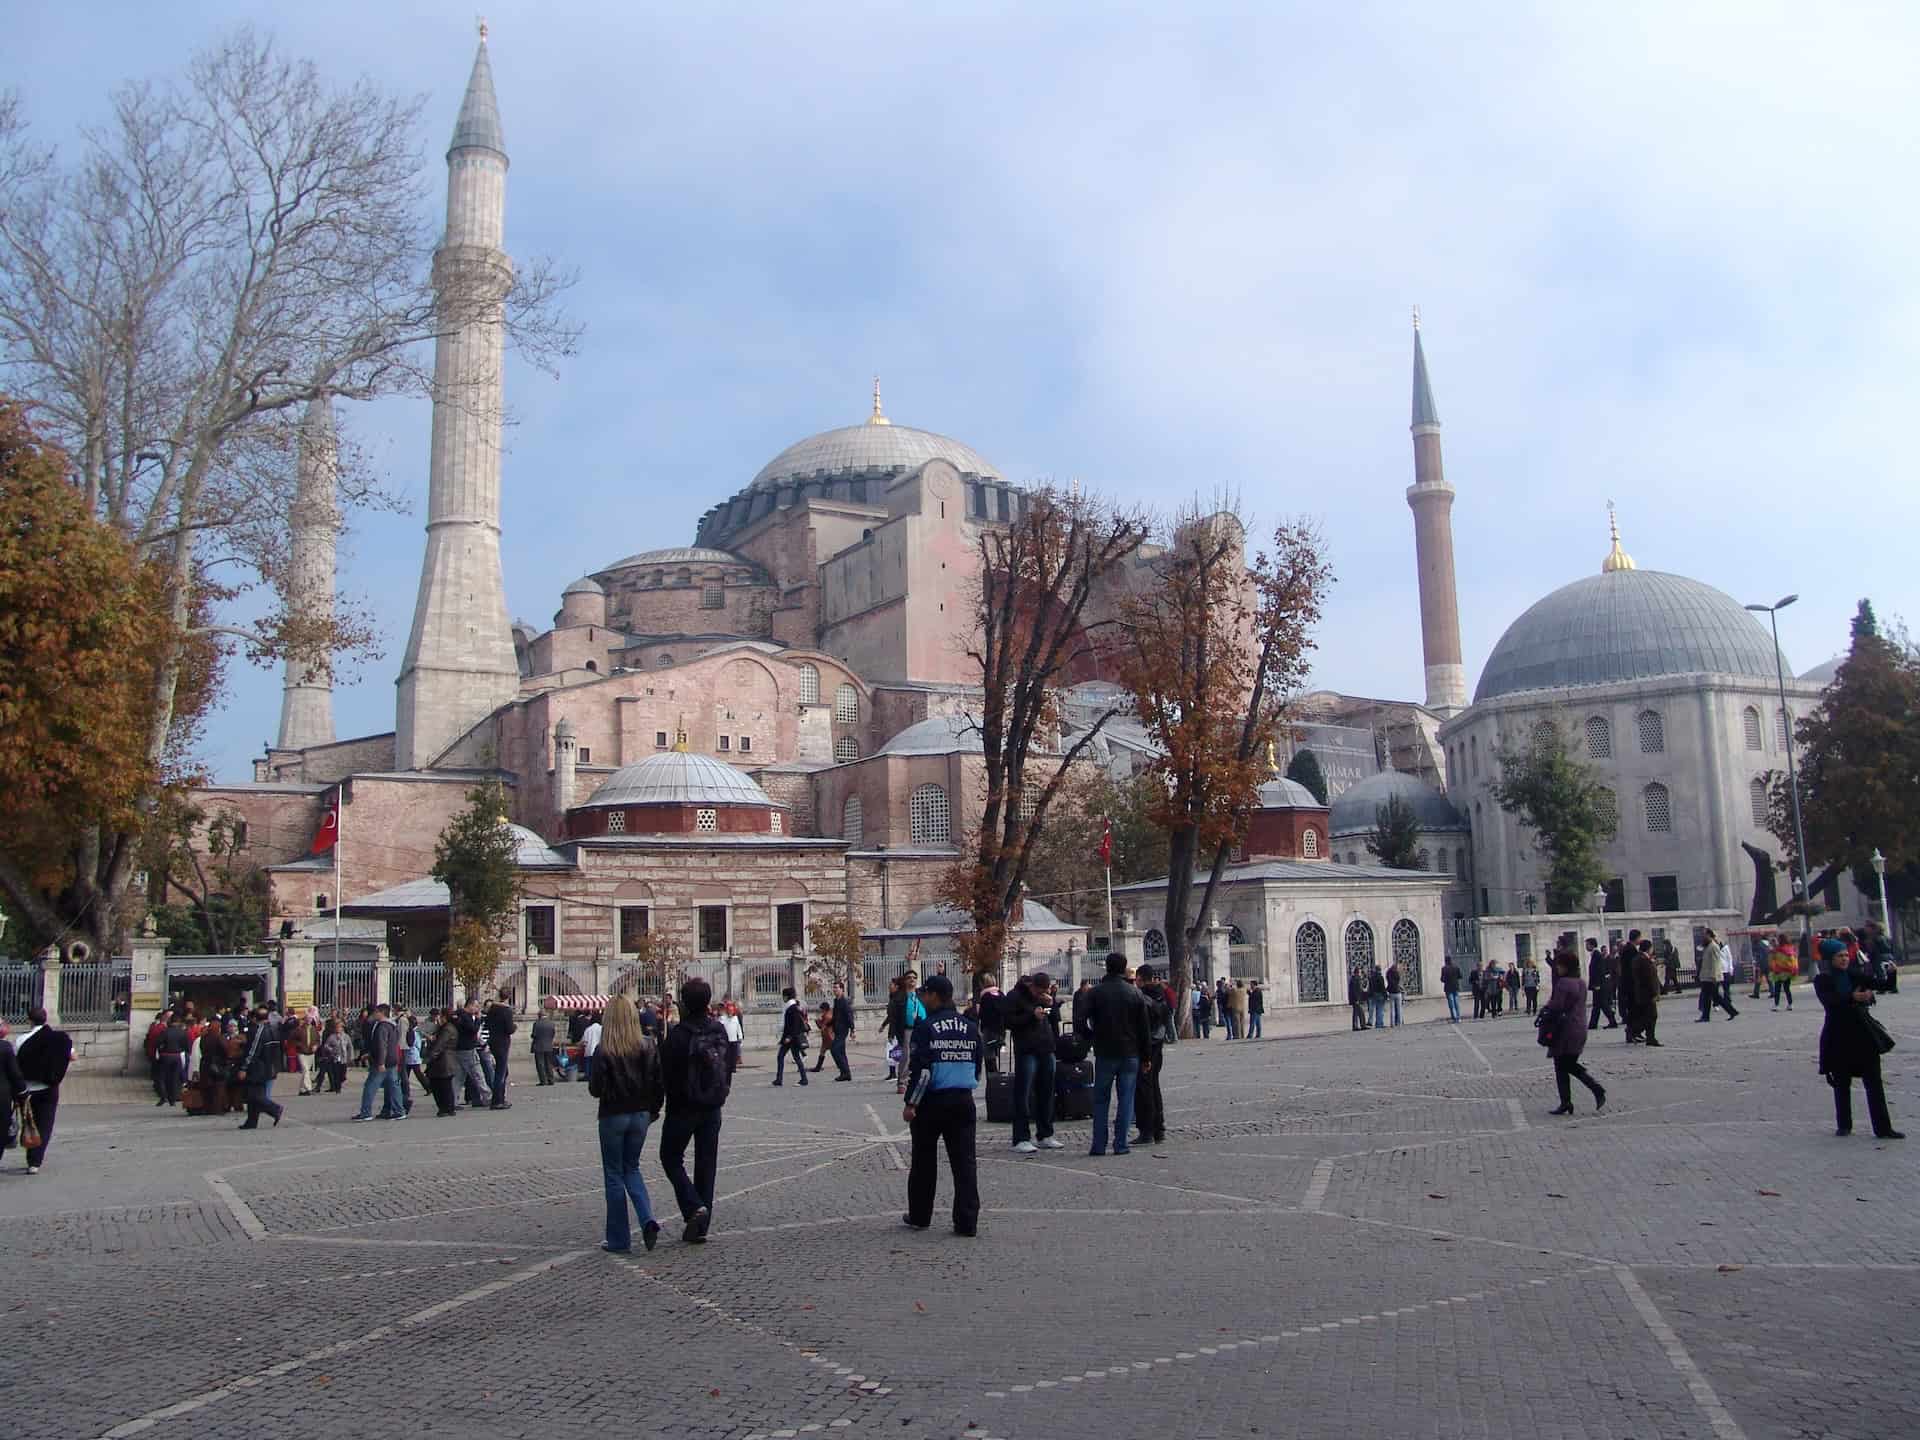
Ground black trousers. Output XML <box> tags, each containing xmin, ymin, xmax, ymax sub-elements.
<box><xmin>1589</xmin><ymin>991</ymin><xmax>1617</xmax><ymax>1028</ymax></box>
<box><xmin>1134</xmin><ymin>1045</ymin><xmax>1165</xmax><ymax>1141</ymax></box>
<box><xmin>1831</xmin><ymin>1063</ymin><xmax>1896</xmax><ymax>1136</ymax></box>
<box><xmin>907</xmin><ymin>1092</ymin><xmax>979</xmax><ymax>1234</ymax></box>
<box><xmin>489</xmin><ymin>1042</ymin><xmax>511</xmax><ymax>1101</ymax></box>
<box><xmin>243</xmin><ymin>1080</ymin><xmax>282</xmax><ymax>1125</ymax></box>
<box><xmin>661</xmin><ymin>1106</ymin><xmax>723</xmax><ymax>1221</ymax></box>
<box><xmin>1553</xmin><ymin>1054</ymin><xmax>1604</xmax><ymax>1108</ymax></box>
<box><xmin>533</xmin><ymin>1049</ymin><xmax>556</xmax><ymax>1085</ymax></box>
<box><xmin>1351</xmin><ymin>1002</ymin><xmax>1368</xmax><ymax>1030</ymax></box>
<box><xmin>775</xmin><ymin>1040</ymin><xmax>808</xmax><ymax>1083</ymax></box>
<box><xmin>428</xmin><ymin>1074</ymin><xmax>457</xmax><ymax>1115</ymax></box>
<box><xmin>25</xmin><ymin>1090</ymin><xmax>57</xmax><ymax>1166</ymax></box>
<box><xmin>157</xmin><ymin>1056</ymin><xmax>183</xmax><ymax>1104</ymax></box>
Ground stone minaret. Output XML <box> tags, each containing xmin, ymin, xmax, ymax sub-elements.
<box><xmin>395</xmin><ymin>28</ymin><xmax>521</xmax><ymax>770</ymax></box>
<box><xmin>277</xmin><ymin>397</ymin><xmax>339</xmax><ymax>751</ymax></box>
<box><xmin>1405</xmin><ymin>311</ymin><xmax>1467</xmax><ymax>714</ymax></box>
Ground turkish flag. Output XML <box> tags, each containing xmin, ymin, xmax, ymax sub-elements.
<box><xmin>310</xmin><ymin>800</ymin><xmax>339</xmax><ymax>855</ymax></box>
<box><xmin>1098</xmin><ymin>818</ymin><xmax>1112</xmax><ymax>868</ymax></box>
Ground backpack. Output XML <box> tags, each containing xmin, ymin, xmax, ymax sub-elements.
<box><xmin>684</xmin><ymin>1022</ymin><xmax>734</xmax><ymax>1109</ymax></box>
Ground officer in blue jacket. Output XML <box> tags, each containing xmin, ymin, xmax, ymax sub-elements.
<box><xmin>901</xmin><ymin>973</ymin><xmax>982</xmax><ymax>1236</ymax></box>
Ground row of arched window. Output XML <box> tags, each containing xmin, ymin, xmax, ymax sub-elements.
<box><xmin>1131</xmin><ymin>918</ymin><xmax>1423</xmax><ymax>1004</ymax></box>
<box><xmin>1337</xmin><ymin>847</ymin><xmax>1470</xmax><ymax>877</ymax></box>
<box><xmin>839</xmin><ymin>784</ymin><xmax>953</xmax><ymax>845</ymax></box>
<box><xmin>1454</xmin><ymin>703</ymin><xmax>1795</xmax><ymax>786</ymax></box>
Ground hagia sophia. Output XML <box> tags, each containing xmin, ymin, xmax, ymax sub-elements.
<box><xmin>188</xmin><ymin>34</ymin><xmax>1858</xmax><ymax>1016</ymax></box>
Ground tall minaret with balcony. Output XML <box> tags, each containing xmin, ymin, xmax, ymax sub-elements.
<box><xmin>276</xmin><ymin>397</ymin><xmax>339</xmax><ymax>750</ymax></box>
<box><xmin>1406</xmin><ymin>311</ymin><xmax>1467</xmax><ymax>714</ymax></box>
<box><xmin>395</xmin><ymin>25</ymin><xmax>521</xmax><ymax>768</ymax></box>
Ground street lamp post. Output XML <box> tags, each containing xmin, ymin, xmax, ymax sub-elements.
<box><xmin>1872</xmin><ymin>849</ymin><xmax>1893</xmax><ymax>938</ymax></box>
<box><xmin>1745</xmin><ymin>595</ymin><xmax>1811</xmax><ymax>946</ymax></box>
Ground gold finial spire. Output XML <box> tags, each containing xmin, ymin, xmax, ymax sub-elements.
<box><xmin>1601</xmin><ymin>500</ymin><xmax>1636</xmax><ymax>573</ymax></box>
<box><xmin>867</xmin><ymin>375</ymin><xmax>890</xmax><ymax>427</ymax></box>
<box><xmin>672</xmin><ymin>716</ymin><xmax>689</xmax><ymax>752</ymax></box>
<box><xmin>1266</xmin><ymin>738</ymin><xmax>1281</xmax><ymax>776</ymax></box>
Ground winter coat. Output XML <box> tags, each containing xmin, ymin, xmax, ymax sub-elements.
<box><xmin>1815</xmin><ymin>968</ymin><xmax>1882</xmax><ymax>1079</ymax></box>
<box><xmin>1627</xmin><ymin>953</ymin><xmax>1659</xmax><ymax>1022</ymax></box>
<box><xmin>424</xmin><ymin>1020</ymin><xmax>461</xmax><ymax>1080</ymax></box>
<box><xmin>1541</xmin><ymin>976</ymin><xmax>1590</xmax><ymax>1060</ymax></box>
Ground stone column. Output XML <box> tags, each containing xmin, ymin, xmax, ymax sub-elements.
<box><xmin>279</xmin><ymin>939</ymin><xmax>319</xmax><ymax>1015</ymax></box>
<box><xmin>125</xmin><ymin>932</ymin><xmax>169</xmax><ymax>1076</ymax></box>
<box><xmin>1115</xmin><ymin>911</ymin><xmax>1144</xmax><ymax>969</ymax></box>
<box><xmin>38</xmin><ymin>946</ymin><xmax>61</xmax><ymax>1027</ymax></box>
<box><xmin>523</xmin><ymin>959</ymin><xmax>541</xmax><ymax>1014</ymax></box>
<box><xmin>374</xmin><ymin>949</ymin><xmax>392</xmax><ymax>1007</ymax></box>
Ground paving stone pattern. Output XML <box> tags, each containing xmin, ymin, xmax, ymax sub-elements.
<box><xmin>0</xmin><ymin>1003</ymin><xmax>1915</xmax><ymax>1439</ymax></box>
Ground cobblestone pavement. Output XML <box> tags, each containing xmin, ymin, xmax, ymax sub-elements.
<box><xmin>2</xmin><ymin>1002</ymin><xmax>1916</xmax><ymax>1439</ymax></box>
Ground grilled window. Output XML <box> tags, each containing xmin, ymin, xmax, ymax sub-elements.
<box><xmin>1750</xmin><ymin>777</ymin><xmax>1769</xmax><ymax>826</ymax></box>
<box><xmin>605</xmin><ymin>811</ymin><xmax>626</xmax><ymax>834</ymax></box>
<box><xmin>797</xmin><ymin>664</ymin><xmax>819</xmax><ymax>705</ymax></box>
<box><xmin>834</xmin><ymin>683</ymin><xmax>859</xmax><ymax>724</ymax></box>
<box><xmin>1637</xmin><ymin>709</ymin><xmax>1665</xmax><ymax>754</ymax></box>
<box><xmin>841</xmin><ymin>794</ymin><xmax>864</xmax><ymax>845</ymax></box>
<box><xmin>910</xmin><ymin>784</ymin><xmax>950</xmax><ymax>845</ymax></box>
<box><xmin>1743</xmin><ymin>706</ymin><xmax>1763</xmax><ymax>750</ymax></box>
<box><xmin>618</xmin><ymin>906</ymin><xmax>649</xmax><ymax>953</ymax></box>
<box><xmin>696</xmin><ymin>808</ymin><xmax>717</xmax><ymax>834</ymax></box>
<box><xmin>1643</xmin><ymin>782</ymin><xmax>1672</xmax><ymax>833</ymax></box>
<box><xmin>1585</xmin><ymin>716</ymin><xmax>1611</xmax><ymax>759</ymax></box>
<box><xmin>834</xmin><ymin>735</ymin><xmax>859</xmax><ymax>763</ymax></box>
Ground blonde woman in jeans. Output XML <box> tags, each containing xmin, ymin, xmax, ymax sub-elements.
<box><xmin>590</xmin><ymin>995</ymin><xmax>664</xmax><ymax>1253</ymax></box>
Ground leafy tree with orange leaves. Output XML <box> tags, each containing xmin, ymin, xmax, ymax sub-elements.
<box><xmin>1113</xmin><ymin>509</ymin><xmax>1331</xmax><ymax>1023</ymax></box>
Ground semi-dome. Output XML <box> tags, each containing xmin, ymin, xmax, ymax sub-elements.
<box><xmin>1330</xmin><ymin>769</ymin><xmax>1467</xmax><ymax>837</ymax></box>
<box><xmin>561</xmin><ymin>575</ymin><xmax>604</xmax><ymax>596</ymax></box>
<box><xmin>750</xmin><ymin>423</ymin><xmax>1001</xmax><ymax>492</ymax></box>
<box><xmin>1257</xmin><ymin>776</ymin><xmax>1323</xmax><ymax>810</ymax></box>
<box><xmin>1475</xmin><ymin>569</ymin><xmax>1788</xmax><ymax>703</ymax></box>
<box><xmin>893</xmin><ymin>899</ymin><xmax>1077</xmax><ymax>934</ymax></box>
<box><xmin>878</xmin><ymin>712</ymin><xmax>984</xmax><ymax>757</ymax></box>
<box><xmin>599</xmin><ymin>545</ymin><xmax>746</xmax><ymax>573</ymax></box>
<box><xmin>1799</xmin><ymin>656</ymin><xmax>1843</xmax><ymax>687</ymax></box>
<box><xmin>582</xmin><ymin>751</ymin><xmax>773</xmax><ymax>809</ymax></box>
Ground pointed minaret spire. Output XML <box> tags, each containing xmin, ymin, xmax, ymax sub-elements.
<box><xmin>395</xmin><ymin>30</ymin><xmax>521</xmax><ymax>769</ymax></box>
<box><xmin>1601</xmin><ymin>500</ymin><xmax>1636</xmax><ymax>573</ymax></box>
<box><xmin>277</xmin><ymin>397</ymin><xmax>339</xmax><ymax>751</ymax></box>
<box><xmin>1404</xmin><ymin>312</ymin><xmax>1467</xmax><ymax>714</ymax></box>
<box><xmin>867</xmin><ymin>374</ymin><xmax>890</xmax><ymax>426</ymax></box>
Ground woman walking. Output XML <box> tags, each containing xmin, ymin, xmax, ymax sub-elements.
<box><xmin>317</xmin><ymin>1017</ymin><xmax>352</xmax><ymax>1093</ymax></box>
<box><xmin>1769</xmin><ymin>934</ymin><xmax>1798</xmax><ymax>1009</ymax></box>
<box><xmin>589</xmin><ymin>995</ymin><xmax>664</xmax><ymax>1253</ymax></box>
<box><xmin>1814</xmin><ymin>937</ymin><xmax>1902</xmax><ymax>1139</ymax></box>
<box><xmin>198</xmin><ymin>1020</ymin><xmax>232</xmax><ymax>1116</ymax></box>
<box><xmin>811</xmin><ymin>1001</ymin><xmax>835</xmax><ymax>1075</ymax></box>
<box><xmin>423</xmin><ymin>1007</ymin><xmax>461</xmax><ymax>1118</ymax></box>
<box><xmin>1540</xmin><ymin>949</ymin><xmax>1606</xmax><ymax>1116</ymax></box>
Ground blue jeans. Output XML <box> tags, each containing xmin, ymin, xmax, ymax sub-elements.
<box><xmin>1446</xmin><ymin>991</ymin><xmax>1460</xmax><ymax>1022</ymax></box>
<box><xmin>1389</xmin><ymin>994</ymin><xmax>1403</xmax><ymax>1026</ymax></box>
<box><xmin>597</xmin><ymin>1110</ymin><xmax>656</xmax><ymax>1250</ymax></box>
<box><xmin>1369</xmin><ymin>995</ymin><xmax>1386</xmax><ymax>1028</ymax></box>
<box><xmin>1012</xmin><ymin>1048</ymin><xmax>1055</xmax><ymax>1144</ymax></box>
<box><xmin>1091</xmin><ymin>1056</ymin><xmax>1139</xmax><ymax>1154</ymax></box>
<box><xmin>356</xmin><ymin>1066</ymin><xmax>390</xmax><ymax>1118</ymax></box>
<box><xmin>1247</xmin><ymin>1012</ymin><xmax>1262</xmax><ymax>1038</ymax></box>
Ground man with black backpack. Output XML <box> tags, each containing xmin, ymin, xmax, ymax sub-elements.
<box><xmin>659</xmin><ymin>977</ymin><xmax>733</xmax><ymax>1245</ymax></box>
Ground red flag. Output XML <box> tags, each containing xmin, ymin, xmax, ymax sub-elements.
<box><xmin>310</xmin><ymin>799</ymin><xmax>339</xmax><ymax>855</ymax></box>
<box><xmin>1098</xmin><ymin>818</ymin><xmax>1112</xmax><ymax>868</ymax></box>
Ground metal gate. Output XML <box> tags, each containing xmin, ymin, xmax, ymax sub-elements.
<box><xmin>391</xmin><ymin>961</ymin><xmax>449</xmax><ymax>1015</ymax></box>
<box><xmin>315</xmin><ymin>958</ymin><xmax>375</xmax><ymax>1015</ymax></box>
<box><xmin>0</xmin><ymin>962</ymin><xmax>36</xmax><ymax>1023</ymax></box>
<box><xmin>59</xmin><ymin>959</ymin><xmax>125</xmax><ymax>1024</ymax></box>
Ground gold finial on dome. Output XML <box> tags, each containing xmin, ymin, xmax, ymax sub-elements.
<box><xmin>1601</xmin><ymin>500</ymin><xmax>1636</xmax><ymax>573</ymax></box>
<box><xmin>1266</xmin><ymin>738</ymin><xmax>1281</xmax><ymax>776</ymax></box>
<box><xmin>867</xmin><ymin>375</ymin><xmax>891</xmax><ymax>427</ymax></box>
<box><xmin>673</xmin><ymin>716</ymin><xmax>689</xmax><ymax>752</ymax></box>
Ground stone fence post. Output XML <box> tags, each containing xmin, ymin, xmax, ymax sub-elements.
<box><xmin>125</xmin><ymin>931</ymin><xmax>169</xmax><ymax>1075</ymax></box>
<box><xmin>37</xmin><ymin>946</ymin><xmax>61</xmax><ymax>1027</ymax></box>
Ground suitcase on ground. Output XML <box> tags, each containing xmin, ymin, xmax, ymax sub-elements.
<box><xmin>984</xmin><ymin>1070</ymin><xmax>1015</xmax><ymax>1124</ymax></box>
<box><xmin>1054</xmin><ymin>1059</ymin><xmax>1093</xmax><ymax>1122</ymax></box>
<box><xmin>1054</xmin><ymin>1031</ymin><xmax>1088</xmax><ymax>1063</ymax></box>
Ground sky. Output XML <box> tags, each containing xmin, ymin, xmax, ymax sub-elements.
<box><xmin>12</xmin><ymin>2</ymin><xmax>1920</xmax><ymax>779</ymax></box>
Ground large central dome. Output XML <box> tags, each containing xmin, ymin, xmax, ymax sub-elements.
<box><xmin>749</xmin><ymin>421</ymin><xmax>1001</xmax><ymax>492</ymax></box>
<box><xmin>1475</xmin><ymin>569</ymin><xmax>1787</xmax><ymax>703</ymax></box>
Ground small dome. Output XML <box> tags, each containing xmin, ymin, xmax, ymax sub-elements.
<box><xmin>1257</xmin><ymin>776</ymin><xmax>1323</xmax><ymax>810</ymax></box>
<box><xmin>1475</xmin><ymin>569</ymin><xmax>1787</xmax><ymax>703</ymax></box>
<box><xmin>562</xmin><ymin>575</ymin><xmax>604</xmax><ymax>596</ymax></box>
<box><xmin>1799</xmin><ymin>656</ymin><xmax>1843</xmax><ymax>686</ymax></box>
<box><xmin>582</xmin><ymin>751</ymin><xmax>773</xmax><ymax>808</ymax></box>
<box><xmin>750</xmin><ymin>423</ymin><xmax>1001</xmax><ymax>493</ymax></box>
<box><xmin>878</xmin><ymin>713</ymin><xmax>983</xmax><ymax>757</ymax></box>
<box><xmin>1330</xmin><ymin>770</ymin><xmax>1467</xmax><ymax>837</ymax></box>
<box><xmin>897</xmin><ymin>899</ymin><xmax>1076</xmax><ymax>933</ymax></box>
<box><xmin>598</xmin><ymin>545</ymin><xmax>746</xmax><ymax>573</ymax></box>
<box><xmin>506</xmin><ymin>823</ymin><xmax>570</xmax><ymax>869</ymax></box>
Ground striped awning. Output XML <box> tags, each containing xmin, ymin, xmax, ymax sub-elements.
<box><xmin>545</xmin><ymin>994</ymin><xmax>608</xmax><ymax>1010</ymax></box>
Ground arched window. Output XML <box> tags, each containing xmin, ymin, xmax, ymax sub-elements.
<box><xmin>675</xmin><ymin>567</ymin><xmax>692</xmax><ymax>586</ymax></box>
<box><xmin>833</xmin><ymin>735</ymin><xmax>859</xmax><ymax>763</ymax></box>
<box><xmin>1470</xmin><ymin>735</ymin><xmax>1479</xmax><ymax>776</ymax></box>
<box><xmin>1227</xmin><ymin>923</ymin><xmax>1248</xmax><ymax>945</ymax></box>
<box><xmin>841</xmin><ymin>794</ymin><xmax>864</xmax><ymax>845</ymax></box>
<box><xmin>834</xmin><ymin>683</ymin><xmax>859</xmax><ymax>724</ymax></box>
<box><xmin>1637</xmin><ymin>709</ymin><xmax>1665</xmax><ymax>754</ymax></box>
<box><xmin>1301</xmin><ymin>828</ymin><xmax>1319</xmax><ymax>858</ymax></box>
<box><xmin>1143</xmin><ymin>928</ymin><xmax>1167</xmax><ymax>959</ymax></box>
<box><xmin>655</xmin><ymin>652</ymin><xmax>674</xmax><ymax>668</ymax></box>
<box><xmin>1344</xmin><ymin>919</ymin><xmax>1375</xmax><ymax>976</ymax></box>
<box><xmin>1437</xmin><ymin>848</ymin><xmax>1451</xmax><ymax>873</ymax></box>
<box><xmin>910</xmin><ymin>784</ymin><xmax>950</xmax><ymax>845</ymax></box>
<box><xmin>1749</xmin><ymin>777</ymin><xmax>1769</xmax><ymax>826</ymax></box>
<box><xmin>1595</xmin><ymin>788</ymin><xmax>1618</xmax><ymax>832</ymax></box>
<box><xmin>701</xmin><ymin>583</ymin><xmax>724</xmax><ymax>610</ymax></box>
<box><xmin>1392</xmin><ymin>918</ymin><xmax>1423</xmax><ymax>995</ymax></box>
<box><xmin>584</xmin><ymin>660</ymin><xmax>598</xmax><ymax>673</ymax></box>
<box><xmin>1295</xmin><ymin>922</ymin><xmax>1328</xmax><ymax>1002</ymax></box>
<box><xmin>1532</xmin><ymin>719</ymin><xmax>1558</xmax><ymax>751</ymax></box>
<box><xmin>1585</xmin><ymin>716</ymin><xmax>1612</xmax><ymax>759</ymax></box>
<box><xmin>1776</xmin><ymin>707</ymin><xmax>1791</xmax><ymax>749</ymax></box>
<box><xmin>1643</xmin><ymin>782</ymin><xmax>1672</xmax><ymax>833</ymax></box>
<box><xmin>1743</xmin><ymin>706</ymin><xmax>1763</xmax><ymax>751</ymax></box>
<box><xmin>1416</xmin><ymin>848</ymin><xmax>1431</xmax><ymax>870</ymax></box>
<box><xmin>797</xmin><ymin>664</ymin><xmax>820</xmax><ymax>706</ymax></box>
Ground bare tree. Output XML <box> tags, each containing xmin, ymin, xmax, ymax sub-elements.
<box><xmin>0</xmin><ymin>31</ymin><xmax>577</xmax><ymax>951</ymax></box>
<box><xmin>943</xmin><ymin>487</ymin><xmax>1147</xmax><ymax>982</ymax></box>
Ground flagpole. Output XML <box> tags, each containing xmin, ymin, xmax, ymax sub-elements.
<box><xmin>333</xmin><ymin>785</ymin><xmax>343</xmax><ymax>974</ymax></box>
<box><xmin>1105</xmin><ymin>863</ymin><xmax>1113</xmax><ymax>949</ymax></box>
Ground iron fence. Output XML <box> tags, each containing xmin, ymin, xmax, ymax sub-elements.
<box><xmin>0</xmin><ymin>962</ymin><xmax>36</xmax><ymax>1024</ymax></box>
<box><xmin>315</xmin><ymin>958</ymin><xmax>375</xmax><ymax>1016</ymax></box>
<box><xmin>391</xmin><ymin>961</ymin><xmax>448</xmax><ymax>1015</ymax></box>
<box><xmin>539</xmin><ymin>967</ymin><xmax>592</xmax><ymax>1002</ymax></box>
<box><xmin>739</xmin><ymin>958</ymin><xmax>792</xmax><ymax>1012</ymax></box>
<box><xmin>59</xmin><ymin>959</ymin><xmax>125</xmax><ymax>1024</ymax></box>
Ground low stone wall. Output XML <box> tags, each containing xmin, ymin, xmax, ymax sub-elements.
<box><xmin>65</xmin><ymin>1024</ymin><xmax>135</xmax><ymax>1074</ymax></box>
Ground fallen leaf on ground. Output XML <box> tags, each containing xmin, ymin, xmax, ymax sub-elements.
<box><xmin>1545</xmin><ymin>1192</ymin><xmax>1567</xmax><ymax>1199</ymax></box>
<box><xmin>914</xmin><ymin>1301</ymin><xmax>926</xmax><ymax>1312</ymax></box>
<box><xmin>1426</xmin><ymin>1192</ymin><xmax>1448</xmax><ymax>1200</ymax></box>
<box><xmin>1717</xmin><ymin>1264</ymin><xmax>1744</xmax><ymax>1273</ymax></box>
<box><xmin>1757</xmin><ymin>1189</ymin><xmax>1781</xmax><ymax>1197</ymax></box>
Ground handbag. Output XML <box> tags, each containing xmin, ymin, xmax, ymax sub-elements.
<box><xmin>1866</xmin><ymin>1013</ymin><xmax>1896</xmax><ymax>1055</ymax></box>
<box><xmin>16</xmin><ymin>1098</ymin><xmax>42</xmax><ymax>1151</ymax></box>
<box><xmin>1535</xmin><ymin>1010</ymin><xmax>1558</xmax><ymax>1048</ymax></box>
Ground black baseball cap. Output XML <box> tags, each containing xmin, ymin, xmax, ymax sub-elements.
<box><xmin>919</xmin><ymin>974</ymin><xmax>954</xmax><ymax>1001</ymax></box>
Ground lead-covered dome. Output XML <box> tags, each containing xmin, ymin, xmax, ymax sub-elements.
<box><xmin>582</xmin><ymin>751</ymin><xmax>773</xmax><ymax>808</ymax></box>
<box><xmin>749</xmin><ymin>423</ymin><xmax>1001</xmax><ymax>492</ymax></box>
<box><xmin>878</xmin><ymin>712</ymin><xmax>983</xmax><ymax>757</ymax></box>
<box><xmin>1257</xmin><ymin>777</ymin><xmax>1323</xmax><ymax>809</ymax></box>
<box><xmin>1330</xmin><ymin>770</ymin><xmax>1467</xmax><ymax>837</ymax></box>
<box><xmin>1475</xmin><ymin>570</ymin><xmax>1787</xmax><ymax>703</ymax></box>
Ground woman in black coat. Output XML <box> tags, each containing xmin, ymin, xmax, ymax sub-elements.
<box><xmin>0</xmin><ymin>1025</ymin><xmax>30</xmax><ymax>1164</ymax></box>
<box><xmin>1814</xmin><ymin>938</ymin><xmax>1902</xmax><ymax>1139</ymax></box>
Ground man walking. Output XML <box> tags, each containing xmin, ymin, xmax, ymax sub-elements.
<box><xmin>453</xmin><ymin>999</ymin><xmax>494</xmax><ymax>1108</ymax></box>
<box><xmin>1586</xmin><ymin>940</ymin><xmax>1619</xmax><ymax>1029</ymax></box>
<box><xmin>1002</xmin><ymin>972</ymin><xmax>1059</xmax><ymax>1155</ymax></box>
<box><xmin>484</xmin><ymin>994</ymin><xmax>516</xmax><ymax>1109</ymax></box>
<box><xmin>901</xmin><ymin>973</ymin><xmax>982</xmax><ymax>1237</ymax></box>
<box><xmin>354</xmin><ymin>1004</ymin><xmax>407</xmax><ymax>1120</ymax></box>
<box><xmin>773</xmin><ymin>988</ymin><xmax>809</xmax><ymax>1086</ymax></box>
<box><xmin>659</xmin><ymin>977</ymin><xmax>733</xmax><ymax>1244</ymax></box>
<box><xmin>236</xmin><ymin>1006</ymin><xmax>285</xmax><ymax>1129</ymax></box>
<box><xmin>1078</xmin><ymin>953</ymin><xmax>1151</xmax><ymax>1157</ymax></box>
<box><xmin>531</xmin><ymin>1000</ymin><xmax>558</xmax><ymax>1085</ymax></box>
<box><xmin>1699</xmin><ymin>929</ymin><xmax>1738</xmax><ymax>1022</ymax></box>
<box><xmin>1440</xmin><ymin>957</ymin><xmax>1461</xmax><ymax>1023</ymax></box>
<box><xmin>289</xmin><ymin>1010</ymin><xmax>320</xmax><ymax>1096</ymax></box>
<box><xmin>13</xmin><ymin>1007</ymin><xmax>71</xmax><ymax>1174</ymax></box>
<box><xmin>829</xmin><ymin>983</ymin><xmax>855</xmax><ymax>1082</ymax></box>
<box><xmin>1629</xmin><ymin>940</ymin><xmax>1662</xmax><ymax>1047</ymax></box>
